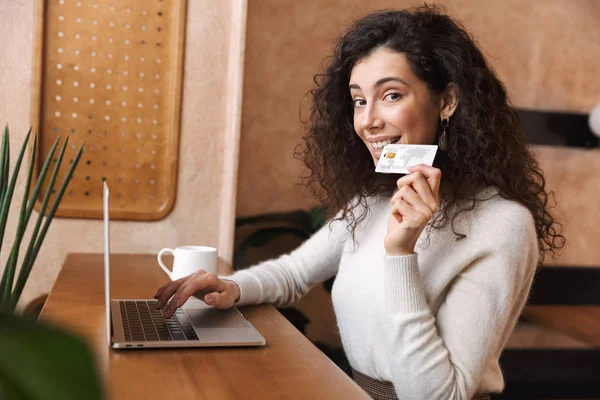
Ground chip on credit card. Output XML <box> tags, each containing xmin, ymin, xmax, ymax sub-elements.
<box><xmin>375</xmin><ymin>144</ymin><xmax>438</xmax><ymax>174</ymax></box>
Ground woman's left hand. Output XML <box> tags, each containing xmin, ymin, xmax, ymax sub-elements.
<box><xmin>385</xmin><ymin>164</ymin><xmax>441</xmax><ymax>256</ymax></box>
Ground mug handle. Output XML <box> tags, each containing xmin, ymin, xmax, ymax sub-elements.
<box><xmin>157</xmin><ymin>248</ymin><xmax>175</xmax><ymax>279</ymax></box>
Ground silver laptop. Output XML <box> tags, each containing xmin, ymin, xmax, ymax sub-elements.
<box><xmin>104</xmin><ymin>182</ymin><xmax>266</xmax><ymax>349</ymax></box>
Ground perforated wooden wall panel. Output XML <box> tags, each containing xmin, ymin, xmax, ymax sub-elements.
<box><xmin>31</xmin><ymin>0</ymin><xmax>186</xmax><ymax>220</ymax></box>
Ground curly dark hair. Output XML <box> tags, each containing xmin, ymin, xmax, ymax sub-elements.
<box><xmin>297</xmin><ymin>5</ymin><xmax>564</xmax><ymax>263</ymax></box>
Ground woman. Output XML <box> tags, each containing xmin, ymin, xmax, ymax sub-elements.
<box><xmin>155</xmin><ymin>6</ymin><xmax>564</xmax><ymax>399</ymax></box>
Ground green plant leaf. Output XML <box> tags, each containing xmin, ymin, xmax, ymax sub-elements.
<box><xmin>26</xmin><ymin>142</ymin><xmax>83</xmax><ymax>269</ymax></box>
<box><xmin>0</xmin><ymin>127</ymin><xmax>31</xmax><ymax>306</ymax></box>
<box><xmin>0</xmin><ymin>127</ymin><xmax>9</xmax><ymax>305</ymax></box>
<box><xmin>25</xmin><ymin>135</ymin><xmax>61</xmax><ymax>227</ymax></box>
<box><xmin>9</xmin><ymin>136</ymin><xmax>77</xmax><ymax>310</ymax></box>
<box><xmin>0</xmin><ymin>312</ymin><xmax>103</xmax><ymax>400</ymax></box>
<box><xmin>1</xmin><ymin>133</ymin><xmax>37</xmax><ymax>312</ymax></box>
<box><xmin>6</xmin><ymin>135</ymin><xmax>61</xmax><ymax>310</ymax></box>
<box><xmin>1</xmin><ymin>127</ymin><xmax>9</xmax><ymax>206</ymax></box>
<box><xmin>0</xmin><ymin>125</ymin><xmax>8</xmax><ymax>211</ymax></box>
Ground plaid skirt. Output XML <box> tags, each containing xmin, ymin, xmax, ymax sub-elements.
<box><xmin>352</xmin><ymin>368</ymin><xmax>491</xmax><ymax>400</ymax></box>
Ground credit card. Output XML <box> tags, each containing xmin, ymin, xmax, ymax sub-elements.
<box><xmin>375</xmin><ymin>144</ymin><xmax>438</xmax><ymax>174</ymax></box>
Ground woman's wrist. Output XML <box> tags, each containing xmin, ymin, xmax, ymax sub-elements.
<box><xmin>385</xmin><ymin>247</ymin><xmax>415</xmax><ymax>257</ymax></box>
<box><xmin>228</xmin><ymin>280</ymin><xmax>241</xmax><ymax>302</ymax></box>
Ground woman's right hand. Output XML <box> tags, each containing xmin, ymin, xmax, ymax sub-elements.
<box><xmin>153</xmin><ymin>269</ymin><xmax>241</xmax><ymax>319</ymax></box>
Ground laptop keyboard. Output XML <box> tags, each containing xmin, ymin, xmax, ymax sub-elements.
<box><xmin>119</xmin><ymin>300</ymin><xmax>199</xmax><ymax>342</ymax></box>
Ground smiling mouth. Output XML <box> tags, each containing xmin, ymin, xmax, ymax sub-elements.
<box><xmin>370</xmin><ymin>137</ymin><xmax>401</xmax><ymax>149</ymax></box>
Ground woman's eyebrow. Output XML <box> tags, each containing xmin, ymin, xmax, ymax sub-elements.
<box><xmin>374</xmin><ymin>76</ymin><xmax>409</xmax><ymax>87</ymax></box>
<box><xmin>349</xmin><ymin>77</ymin><xmax>409</xmax><ymax>90</ymax></box>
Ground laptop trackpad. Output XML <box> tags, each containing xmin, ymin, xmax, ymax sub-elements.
<box><xmin>186</xmin><ymin>308</ymin><xmax>250</xmax><ymax>329</ymax></box>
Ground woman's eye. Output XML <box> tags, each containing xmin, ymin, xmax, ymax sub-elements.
<box><xmin>353</xmin><ymin>99</ymin><xmax>366</xmax><ymax>107</ymax></box>
<box><xmin>383</xmin><ymin>92</ymin><xmax>402</xmax><ymax>101</ymax></box>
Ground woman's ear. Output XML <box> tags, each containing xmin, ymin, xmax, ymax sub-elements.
<box><xmin>440</xmin><ymin>83</ymin><xmax>459</xmax><ymax>118</ymax></box>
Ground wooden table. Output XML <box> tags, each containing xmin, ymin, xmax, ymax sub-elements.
<box><xmin>40</xmin><ymin>253</ymin><xmax>369</xmax><ymax>400</ymax></box>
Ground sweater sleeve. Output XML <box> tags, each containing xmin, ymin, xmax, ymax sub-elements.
<box><xmin>383</xmin><ymin>207</ymin><xmax>538</xmax><ymax>399</ymax></box>
<box><xmin>222</xmin><ymin>214</ymin><xmax>348</xmax><ymax>307</ymax></box>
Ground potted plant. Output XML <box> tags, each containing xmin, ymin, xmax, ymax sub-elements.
<box><xmin>0</xmin><ymin>125</ymin><xmax>103</xmax><ymax>399</ymax></box>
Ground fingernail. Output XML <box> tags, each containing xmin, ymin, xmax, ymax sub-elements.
<box><xmin>176</xmin><ymin>298</ymin><xmax>181</xmax><ymax>307</ymax></box>
<box><xmin>205</xmin><ymin>295</ymin><xmax>213</xmax><ymax>305</ymax></box>
<box><xmin>156</xmin><ymin>300</ymin><xmax>163</xmax><ymax>309</ymax></box>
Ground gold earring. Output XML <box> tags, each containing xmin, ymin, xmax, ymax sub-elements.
<box><xmin>439</xmin><ymin>117</ymin><xmax>449</xmax><ymax>151</ymax></box>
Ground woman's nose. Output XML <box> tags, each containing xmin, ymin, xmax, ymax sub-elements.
<box><xmin>361</xmin><ymin>104</ymin><xmax>384</xmax><ymax>131</ymax></box>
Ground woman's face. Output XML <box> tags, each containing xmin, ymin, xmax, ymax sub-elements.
<box><xmin>349</xmin><ymin>48</ymin><xmax>442</xmax><ymax>165</ymax></box>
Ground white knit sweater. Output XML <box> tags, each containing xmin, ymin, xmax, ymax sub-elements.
<box><xmin>226</xmin><ymin>188</ymin><xmax>539</xmax><ymax>399</ymax></box>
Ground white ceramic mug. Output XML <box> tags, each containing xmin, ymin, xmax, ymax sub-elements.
<box><xmin>157</xmin><ymin>246</ymin><xmax>218</xmax><ymax>280</ymax></box>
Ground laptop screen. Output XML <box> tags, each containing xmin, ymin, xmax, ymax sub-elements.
<box><xmin>103</xmin><ymin>182</ymin><xmax>111</xmax><ymax>346</ymax></box>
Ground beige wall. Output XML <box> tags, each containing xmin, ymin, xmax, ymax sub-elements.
<box><xmin>238</xmin><ymin>0</ymin><xmax>600</xmax><ymax>267</ymax></box>
<box><xmin>0</xmin><ymin>0</ymin><xmax>247</xmax><ymax>309</ymax></box>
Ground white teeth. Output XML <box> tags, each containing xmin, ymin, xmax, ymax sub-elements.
<box><xmin>371</xmin><ymin>138</ymin><xmax>399</xmax><ymax>149</ymax></box>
